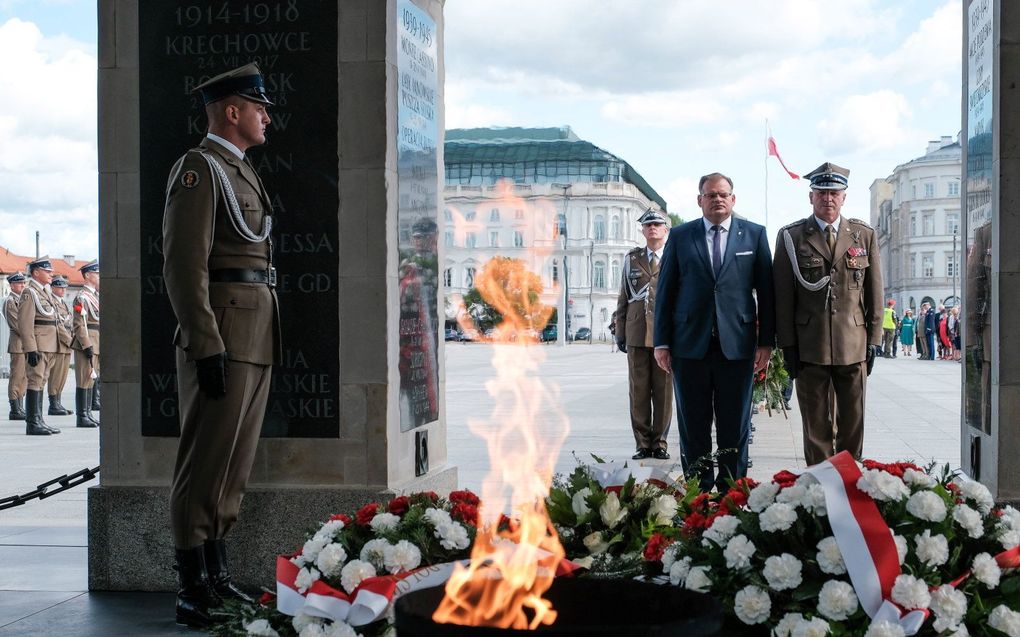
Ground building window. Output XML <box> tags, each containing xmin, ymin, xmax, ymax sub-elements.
<box><xmin>923</xmin><ymin>183</ymin><xmax>935</xmax><ymax>199</ymax></box>
<box><xmin>554</xmin><ymin>214</ymin><xmax>566</xmax><ymax>240</ymax></box>
<box><xmin>593</xmin><ymin>215</ymin><xmax>606</xmax><ymax>241</ymax></box>
<box><xmin>922</xmin><ymin>253</ymin><xmax>934</xmax><ymax>278</ymax></box>
<box><xmin>444</xmin><ymin>208</ymin><xmax>453</xmax><ymax>221</ymax></box>
<box><xmin>910</xmin><ymin>253</ymin><xmax>916</xmax><ymax>277</ymax></box>
<box><xmin>445</xmin><ymin>231</ymin><xmax>454</xmax><ymax>247</ymax></box>
<box><xmin>466</xmin><ymin>232</ymin><xmax>477</xmax><ymax>249</ymax></box>
<box><xmin>910</xmin><ymin>213</ymin><xmax>917</xmax><ymax>237</ymax></box>
<box><xmin>948</xmin><ymin>181</ymin><xmax>960</xmax><ymax>196</ymax></box>
<box><xmin>946</xmin><ymin>253</ymin><xmax>957</xmax><ymax>277</ymax></box>
<box><xmin>611</xmin><ymin>259</ymin><xmax>621</xmax><ymax>287</ymax></box>
<box><xmin>489</xmin><ymin>209</ymin><xmax>500</xmax><ymax>222</ymax></box>
<box><xmin>465</xmin><ymin>211</ymin><xmax>476</xmax><ymax>221</ymax></box>
<box><xmin>489</xmin><ymin>231</ymin><xmax>499</xmax><ymax>247</ymax></box>
<box><xmin>610</xmin><ymin>215</ymin><xmax>621</xmax><ymax>239</ymax></box>
<box><xmin>551</xmin><ymin>260</ymin><xmax>559</xmax><ymax>284</ymax></box>
<box><xmin>514</xmin><ymin>209</ymin><xmax>524</xmax><ymax>220</ymax></box>
<box><xmin>443</xmin><ymin>268</ymin><xmax>452</xmax><ymax>287</ymax></box>
<box><xmin>593</xmin><ymin>261</ymin><xmax>606</xmax><ymax>289</ymax></box>
<box><xmin>922</xmin><ymin>213</ymin><xmax>934</xmax><ymax>236</ymax></box>
<box><xmin>465</xmin><ymin>267</ymin><xmax>476</xmax><ymax>288</ymax></box>
<box><xmin>513</xmin><ymin>230</ymin><xmax>524</xmax><ymax>248</ymax></box>
<box><xmin>945</xmin><ymin>213</ymin><xmax>959</xmax><ymax>235</ymax></box>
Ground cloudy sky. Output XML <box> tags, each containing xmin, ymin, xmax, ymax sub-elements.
<box><xmin>0</xmin><ymin>0</ymin><xmax>961</xmax><ymax>259</ymax></box>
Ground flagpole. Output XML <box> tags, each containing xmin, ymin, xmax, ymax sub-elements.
<box><xmin>764</xmin><ymin>119</ymin><xmax>769</xmax><ymax>229</ymax></box>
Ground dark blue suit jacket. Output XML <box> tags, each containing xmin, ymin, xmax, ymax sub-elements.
<box><xmin>653</xmin><ymin>216</ymin><xmax>775</xmax><ymax>360</ymax></box>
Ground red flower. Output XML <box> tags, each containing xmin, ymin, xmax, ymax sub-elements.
<box><xmin>497</xmin><ymin>513</ymin><xmax>519</xmax><ymax>534</ymax></box>
<box><xmin>690</xmin><ymin>493</ymin><xmax>713</xmax><ymax>513</ymax></box>
<box><xmin>683</xmin><ymin>512</ymin><xmax>709</xmax><ymax>534</ymax></box>
<box><xmin>328</xmin><ymin>513</ymin><xmax>352</xmax><ymax>524</ymax></box>
<box><xmin>754</xmin><ymin>370</ymin><xmax>767</xmax><ymax>383</ymax></box>
<box><xmin>450</xmin><ymin>502</ymin><xmax>479</xmax><ymax>524</ymax></box>
<box><xmin>387</xmin><ymin>496</ymin><xmax>411</xmax><ymax>516</ymax></box>
<box><xmin>449</xmin><ymin>490</ymin><xmax>480</xmax><ymax>506</ymax></box>
<box><xmin>732</xmin><ymin>477</ymin><xmax>759</xmax><ymax>491</ymax></box>
<box><xmin>258</xmin><ymin>591</ymin><xmax>276</xmax><ymax>606</ymax></box>
<box><xmin>773</xmin><ymin>470</ymin><xmax>799</xmax><ymax>488</ymax></box>
<box><xmin>642</xmin><ymin>533</ymin><xmax>674</xmax><ymax>563</ymax></box>
<box><xmin>718</xmin><ymin>489</ymin><xmax>749</xmax><ymax>515</ymax></box>
<box><xmin>355</xmin><ymin>502</ymin><xmax>379</xmax><ymax>526</ymax></box>
<box><xmin>415</xmin><ymin>491</ymin><xmax>440</xmax><ymax>503</ymax></box>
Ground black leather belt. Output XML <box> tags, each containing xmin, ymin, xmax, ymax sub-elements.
<box><xmin>87</xmin><ymin>323</ymin><xmax>100</xmax><ymax>329</ymax></box>
<box><xmin>34</xmin><ymin>320</ymin><xmax>56</xmax><ymax>326</ymax></box>
<box><xmin>209</xmin><ymin>268</ymin><xmax>277</xmax><ymax>287</ymax></box>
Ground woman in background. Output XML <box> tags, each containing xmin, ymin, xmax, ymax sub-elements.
<box><xmin>899</xmin><ymin>309</ymin><xmax>915</xmax><ymax>358</ymax></box>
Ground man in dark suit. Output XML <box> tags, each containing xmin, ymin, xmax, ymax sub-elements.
<box><xmin>653</xmin><ymin>173</ymin><xmax>775</xmax><ymax>491</ymax></box>
<box><xmin>924</xmin><ymin>305</ymin><xmax>938</xmax><ymax>360</ymax></box>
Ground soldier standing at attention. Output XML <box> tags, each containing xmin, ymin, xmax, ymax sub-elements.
<box><xmin>615</xmin><ymin>208</ymin><xmax>673</xmax><ymax>460</ymax></box>
<box><xmin>163</xmin><ymin>63</ymin><xmax>280</xmax><ymax>628</ymax></box>
<box><xmin>18</xmin><ymin>257</ymin><xmax>61</xmax><ymax>436</ymax></box>
<box><xmin>4</xmin><ymin>272</ymin><xmax>28</xmax><ymax>420</ymax></box>
<box><xmin>773</xmin><ymin>163</ymin><xmax>883</xmax><ymax>466</ymax></box>
<box><xmin>71</xmin><ymin>260</ymin><xmax>101</xmax><ymax>427</ymax></box>
<box><xmin>46</xmin><ymin>276</ymin><xmax>74</xmax><ymax>417</ymax></box>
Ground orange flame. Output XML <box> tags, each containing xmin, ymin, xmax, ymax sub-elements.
<box><xmin>433</xmin><ymin>180</ymin><xmax>569</xmax><ymax>629</ymax></box>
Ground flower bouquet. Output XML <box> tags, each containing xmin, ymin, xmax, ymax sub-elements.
<box><xmin>212</xmin><ymin>490</ymin><xmax>480</xmax><ymax>637</ymax></box>
<box><xmin>654</xmin><ymin>453</ymin><xmax>1020</xmax><ymax>636</ymax></box>
<box><xmin>752</xmin><ymin>348</ymin><xmax>790</xmax><ymax>418</ymax></box>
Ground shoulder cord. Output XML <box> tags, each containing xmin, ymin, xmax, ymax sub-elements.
<box><xmin>198</xmin><ymin>152</ymin><xmax>273</xmax><ymax>243</ymax></box>
<box><xmin>783</xmin><ymin>228</ymin><xmax>833</xmax><ymax>298</ymax></box>
<box><xmin>26</xmin><ymin>286</ymin><xmax>55</xmax><ymax>318</ymax></box>
<box><xmin>77</xmin><ymin>290</ymin><xmax>99</xmax><ymax>321</ymax></box>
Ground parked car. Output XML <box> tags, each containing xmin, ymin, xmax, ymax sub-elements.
<box><xmin>460</xmin><ymin>328</ymin><xmax>480</xmax><ymax>342</ymax></box>
<box><xmin>445</xmin><ymin>328</ymin><xmax>461</xmax><ymax>342</ymax></box>
<box><xmin>573</xmin><ymin>327</ymin><xmax>592</xmax><ymax>342</ymax></box>
<box><xmin>540</xmin><ymin>324</ymin><xmax>557</xmax><ymax>342</ymax></box>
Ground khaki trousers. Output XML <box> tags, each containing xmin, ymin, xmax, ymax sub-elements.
<box><xmin>170</xmin><ymin>348</ymin><xmax>271</xmax><ymax>548</ymax></box>
<box><xmin>796</xmin><ymin>362</ymin><xmax>866</xmax><ymax>466</ymax></box>
<box><xmin>26</xmin><ymin>352</ymin><xmax>55</xmax><ymax>391</ymax></box>
<box><xmin>626</xmin><ymin>346</ymin><xmax>673</xmax><ymax>450</ymax></box>
<box><xmin>7</xmin><ymin>353</ymin><xmax>27</xmax><ymax>399</ymax></box>
<box><xmin>74</xmin><ymin>350</ymin><xmax>99</xmax><ymax>388</ymax></box>
<box><xmin>48</xmin><ymin>352</ymin><xmax>70</xmax><ymax>397</ymax></box>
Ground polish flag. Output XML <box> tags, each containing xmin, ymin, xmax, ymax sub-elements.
<box><xmin>767</xmin><ymin>136</ymin><xmax>800</xmax><ymax>180</ymax></box>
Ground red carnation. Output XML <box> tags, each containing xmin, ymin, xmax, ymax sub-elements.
<box><xmin>258</xmin><ymin>591</ymin><xmax>276</xmax><ymax>606</ymax></box>
<box><xmin>683</xmin><ymin>512</ymin><xmax>708</xmax><ymax>534</ymax></box>
<box><xmin>355</xmin><ymin>502</ymin><xmax>379</xmax><ymax>526</ymax></box>
<box><xmin>329</xmin><ymin>513</ymin><xmax>352</xmax><ymax>524</ymax></box>
<box><xmin>773</xmin><ymin>470</ymin><xmax>799</xmax><ymax>488</ymax></box>
<box><xmin>388</xmin><ymin>496</ymin><xmax>411</xmax><ymax>516</ymax></box>
<box><xmin>732</xmin><ymin>477</ymin><xmax>759</xmax><ymax>491</ymax></box>
<box><xmin>416</xmin><ymin>491</ymin><xmax>440</xmax><ymax>502</ymax></box>
<box><xmin>642</xmin><ymin>533</ymin><xmax>674</xmax><ymax>563</ymax></box>
<box><xmin>690</xmin><ymin>493</ymin><xmax>713</xmax><ymax>513</ymax></box>
<box><xmin>449</xmin><ymin>490</ymin><xmax>480</xmax><ymax>506</ymax></box>
<box><xmin>450</xmin><ymin>502</ymin><xmax>479</xmax><ymax>524</ymax></box>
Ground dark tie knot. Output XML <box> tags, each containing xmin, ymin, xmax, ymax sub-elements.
<box><xmin>712</xmin><ymin>225</ymin><xmax>722</xmax><ymax>233</ymax></box>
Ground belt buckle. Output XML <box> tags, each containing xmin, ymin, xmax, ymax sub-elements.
<box><xmin>267</xmin><ymin>266</ymin><xmax>277</xmax><ymax>288</ymax></box>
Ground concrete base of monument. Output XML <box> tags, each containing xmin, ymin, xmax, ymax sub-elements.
<box><xmin>86</xmin><ymin>466</ymin><xmax>457</xmax><ymax>592</ymax></box>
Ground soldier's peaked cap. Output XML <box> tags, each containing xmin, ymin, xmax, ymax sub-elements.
<box><xmin>51</xmin><ymin>276</ymin><xmax>68</xmax><ymax>288</ymax></box>
<box><xmin>27</xmin><ymin>256</ymin><xmax>53</xmax><ymax>272</ymax></box>
<box><xmin>637</xmin><ymin>208</ymin><xmax>668</xmax><ymax>225</ymax></box>
<box><xmin>79</xmin><ymin>259</ymin><xmax>99</xmax><ymax>275</ymax></box>
<box><xmin>805</xmin><ymin>162</ymin><xmax>849</xmax><ymax>190</ymax></box>
<box><xmin>6</xmin><ymin>272</ymin><xmax>25</xmax><ymax>283</ymax></box>
<box><xmin>193</xmin><ymin>63</ymin><xmax>274</xmax><ymax>106</ymax></box>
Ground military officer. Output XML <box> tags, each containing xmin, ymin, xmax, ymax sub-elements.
<box><xmin>4</xmin><ymin>272</ymin><xmax>28</xmax><ymax>420</ymax></box>
<box><xmin>163</xmin><ymin>63</ymin><xmax>280</xmax><ymax>627</ymax></box>
<box><xmin>71</xmin><ymin>260</ymin><xmax>101</xmax><ymax>426</ymax></box>
<box><xmin>46</xmin><ymin>276</ymin><xmax>74</xmax><ymax>417</ymax></box>
<box><xmin>773</xmin><ymin>163</ymin><xmax>883</xmax><ymax>465</ymax></box>
<box><xmin>18</xmin><ymin>257</ymin><xmax>61</xmax><ymax>435</ymax></box>
<box><xmin>616</xmin><ymin>208</ymin><xmax>673</xmax><ymax>460</ymax></box>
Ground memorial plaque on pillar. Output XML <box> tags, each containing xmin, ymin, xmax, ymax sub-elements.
<box><xmin>396</xmin><ymin>0</ymin><xmax>441</xmax><ymax>432</ymax></box>
<box><xmin>138</xmin><ymin>0</ymin><xmax>340</xmax><ymax>438</ymax></box>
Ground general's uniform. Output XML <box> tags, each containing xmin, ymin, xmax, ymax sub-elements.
<box><xmin>616</xmin><ymin>229</ymin><xmax>673</xmax><ymax>455</ymax></box>
<box><xmin>47</xmin><ymin>278</ymin><xmax>74</xmax><ymax>415</ymax></box>
<box><xmin>773</xmin><ymin>164</ymin><xmax>883</xmax><ymax>465</ymax></box>
<box><xmin>4</xmin><ymin>288</ymin><xmax>27</xmax><ymax>407</ymax></box>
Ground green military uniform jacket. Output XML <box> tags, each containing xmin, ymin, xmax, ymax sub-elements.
<box><xmin>17</xmin><ymin>279</ymin><xmax>58</xmax><ymax>354</ymax></box>
<box><xmin>71</xmin><ymin>287</ymin><xmax>100</xmax><ymax>355</ymax></box>
<box><xmin>615</xmin><ymin>246</ymin><xmax>659</xmax><ymax>348</ymax></box>
<box><xmin>4</xmin><ymin>293</ymin><xmax>23</xmax><ymax>354</ymax></box>
<box><xmin>162</xmin><ymin>138</ymin><xmax>280</xmax><ymax>365</ymax></box>
<box><xmin>773</xmin><ymin>216</ymin><xmax>884</xmax><ymax>365</ymax></box>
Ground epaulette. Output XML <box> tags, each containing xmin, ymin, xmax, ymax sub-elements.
<box><xmin>627</xmin><ymin>246</ymin><xmax>645</xmax><ymax>256</ymax></box>
<box><xmin>847</xmin><ymin>218</ymin><xmax>873</xmax><ymax>228</ymax></box>
<box><xmin>778</xmin><ymin>219</ymin><xmax>806</xmax><ymax>232</ymax></box>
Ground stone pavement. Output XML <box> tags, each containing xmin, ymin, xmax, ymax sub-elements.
<box><xmin>0</xmin><ymin>348</ymin><xmax>962</xmax><ymax>635</ymax></box>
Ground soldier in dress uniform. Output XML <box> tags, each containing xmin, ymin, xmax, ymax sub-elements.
<box><xmin>773</xmin><ymin>163</ymin><xmax>883</xmax><ymax>465</ymax></box>
<box><xmin>4</xmin><ymin>272</ymin><xmax>28</xmax><ymax>420</ymax></box>
<box><xmin>163</xmin><ymin>62</ymin><xmax>280</xmax><ymax>628</ymax></box>
<box><xmin>616</xmin><ymin>208</ymin><xmax>674</xmax><ymax>460</ymax></box>
<box><xmin>46</xmin><ymin>276</ymin><xmax>74</xmax><ymax>417</ymax></box>
<box><xmin>18</xmin><ymin>257</ymin><xmax>61</xmax><ymax>435</ymax></box>
<box><xmin>71</xmin><ymin>260</ymin><xmax>101</xmax><ymax>427</ymax></box>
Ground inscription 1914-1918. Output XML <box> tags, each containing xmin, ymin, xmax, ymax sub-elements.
<box><xmin>139</xmin><ymin>0</ymin><xmax>340</xmax><ymax>438</ymax></box>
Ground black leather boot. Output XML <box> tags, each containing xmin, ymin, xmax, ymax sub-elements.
<box><xmin>204</xmin><ymin>539</ymin><xmax>256</xmax><ymax>604</ymax></box>
<box><xmin>24</xmin><ymin>390</ymin><xmax>51</xmax><ymax>436</ymax></box>
<box><xmin>91</xmin><ymin>382</ymin><xmax>100</xmax><ymax>411</ymax></box>
<box><xmin>9</xmin><ymin>398</ymin><xmax>26</xmax><ymax>420</ymax></box>
<box><xmin>35</xmin><ymin>392</ymin><xmax>59</xmax><ymax>434</ymax></box>
<box><xmin>75</xmin><ymin>388</ymin><xmax>97</xmax><ymax>428</ymax></box>
<box><xmin>16</xmin><ymin>396</ymin><xmax>26</xmax><ymax>419</ymax></box>
<box><xmin>85</xmin><ymin>387</ymin><xmax>99</xmax><ymax>425</ymax></box>
<box><xmin>175</xmin><ymin>546</ymin><xmax>223</xmax><ymax>628</ymax></box>
<box><xmin>48</xmin><ymin>393</ymin><xmax>73</xmax><ymax>416</ymax></box>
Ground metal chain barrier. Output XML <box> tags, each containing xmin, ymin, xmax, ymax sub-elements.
<box><xmin>0</xmin><ymin>466</ymin><xmax>100</xmax><ymax>511</ymax></box>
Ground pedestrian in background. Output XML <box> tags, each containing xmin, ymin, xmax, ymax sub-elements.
<box><xmin>881</xmin><ymin>299</ymin><xmax>897</xmax><ymax>358</ymax></box>
<box><xmin>899</xmin><ymin>309</ymin><xmax>915</xmax><ymax>358</ymax></box>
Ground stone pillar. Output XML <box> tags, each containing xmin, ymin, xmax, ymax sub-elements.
<box><xmin>90</xmin><ymin>0</ymin><xmax>454</xmax><ymax>591</ymax></box>
<box><xmin>961</xmin><ymin>0</ymin><xmax>1020</xmax><ymax>503</ymax></box>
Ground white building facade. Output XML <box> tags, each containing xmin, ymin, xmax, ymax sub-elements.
<box><xmin>442</xmin><ymin>127</ymin><xmax>667</xmax><ymax>341</ymax></box>
<box><xmin>870</xmin><ymin>136</ymin><xmax>962</xmax><ymax>313</ymax></box>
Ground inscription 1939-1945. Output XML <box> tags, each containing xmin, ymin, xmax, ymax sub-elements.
<box><xmin>138</xmin><ymin>0</ymin><xmax>340</xmax><ymax>438</ymax></box>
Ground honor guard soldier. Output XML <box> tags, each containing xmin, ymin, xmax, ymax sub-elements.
<box><xmin>616</xmin><ymin>208</ymin><xmax>674</xmax><ymax>460</ymax></box>
<box><xmin>71</xmin><ymin>260</ymin><xmax>101</xmax><ymax>426</ymax></box>
<box><xmin>18</xmin><ymin>257</ymin><xmax>61</xmax><ymax>435</ymax></box>
<box><xmin>163</xmin><ymin>62</ymin><xmax>281</xmax><ymax>627</ymax></box>
<box><xmin>4</xmin><ymin>272</ymin><xmax>28</xmax><ymax>420</ymax></box>
<box><xmin>773</xmin><ymin>163</ymin><xmax>883</xmax><ymax>465</ymax></box>
<box><xmin>47</xmin><ymin>276</ymin><xmax>74</xmax><ymax>417</ymax></box>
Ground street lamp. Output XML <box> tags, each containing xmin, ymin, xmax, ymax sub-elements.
<box><xmin>952</xmin><ymin>228</ymin><xmax>958</xmax><ymax>305</ymax></box>
<box><xmin>552</xmin><ymin>183</ymin><xmax>571</xmax><ymax>347</ymax></box>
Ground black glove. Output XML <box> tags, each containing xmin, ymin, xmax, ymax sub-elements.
<box><xmin>26</xmin><ymin>351</ymin><xmax>39</xmax><ymax>367</ymax></box>
<box><xmin>616</xmin><ymin>339</ymin><xmax>627</xmax><ymax>353</ymax></box>
<box><xmin>196</xmin><ymin>352</ymin><xmax>229</xmax><ymax>399</ymax></box>
<box><xmin>866</xmin><ymin>345</ymin><xmax>878</xmax><ymax>376</ymax></box>
<box><xmin>781</xmin><ymin>347</ymin><xmax>800</xmax><ymax>380</ymax></box>
<box><xmin>83</xmin><ymin>346</ymin><xmax>94</xmax><ymax>361</ymax></box>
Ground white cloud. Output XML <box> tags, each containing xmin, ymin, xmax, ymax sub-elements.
<box><xmin>0</xmin><ymin>17</ymin><xmax>97</xmax><ymax>258</ymax></box>
<box><xmin>601</xmin><ymin>92</ymin><xmax>730</xmax><ymax>127</ymax></box>
<box><xmin>816</xmin><ymin>90</ymin><xmax>913</xmax><ymax>156</ymax></box>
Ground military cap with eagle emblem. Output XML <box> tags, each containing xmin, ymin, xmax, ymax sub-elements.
<box><xmin>804</xmin><ymin>162</ymin><xmax>850</xmax><ymax>190</ymax></box>
<box><xmin>192</xmin><ymin>63</ymin><xmax>274</xmax><ymax>106</ymax></box>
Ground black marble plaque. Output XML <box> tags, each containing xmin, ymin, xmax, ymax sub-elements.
<box><xmin>139</xmin><ymin>0</ymin><xmax>340</xmax><ymax>437</ymax></box>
